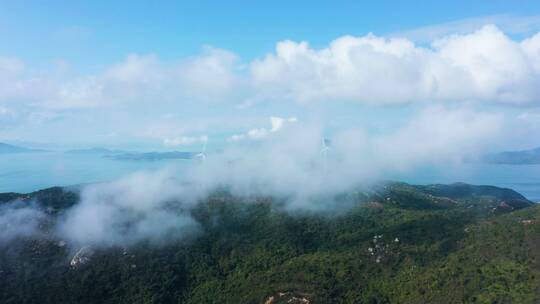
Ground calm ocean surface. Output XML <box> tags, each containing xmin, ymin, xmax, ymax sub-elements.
<box><xmin>1</xmin><ymin>152</ymin><xmax>539</xmax><ymax>201</ymax></box>
<box><xmin>0</xmin><ymin>152</ymin><xmax>193</xmax><ymax>194</ymax></box>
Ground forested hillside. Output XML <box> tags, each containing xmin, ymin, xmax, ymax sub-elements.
<box><xmin>0</xmin><ymin>182</ymin><xmax>538</xmax><ymax>303</ymax></box>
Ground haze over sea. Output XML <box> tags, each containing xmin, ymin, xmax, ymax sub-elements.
<box><xmin>1</xmin><ymin>152</ymin><xmax>539</xmax><ymax>202</ymax></box>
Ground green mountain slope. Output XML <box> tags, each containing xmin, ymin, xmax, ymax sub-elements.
<box><xmin>0</xmin><ymin>182</ymin><xmax>538</xmax><ymax>303</ymax></box>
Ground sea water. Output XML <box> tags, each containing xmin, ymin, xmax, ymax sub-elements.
<box><xmin>0</xmin><ymin>152</ymin><xmax>194</xmax><ymax>193</ymax></box>
<box><xmin>1</xmin><ymin>152</ymin><xmax>539</xmax><ymax>201</ymax></box>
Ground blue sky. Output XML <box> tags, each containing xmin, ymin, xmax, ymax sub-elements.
<box><xmin>1</xmin><ymin>1</ymin><xmax>540</xmax><ymax>152</ymax></box>
<box><xmin>2</xmin><ymin>1</ymin><xmax>540</xmax><ymax>66</ymax></box>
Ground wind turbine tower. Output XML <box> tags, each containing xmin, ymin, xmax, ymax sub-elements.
<box><xmin>195</xmin><ymin>138</ymin><xmax>208</xmax><ymax>165</ymax></box>
<box><xmin>321</xmin><ymin>137</ymin><xmax>330</xmax><ymax>175</ymax></box>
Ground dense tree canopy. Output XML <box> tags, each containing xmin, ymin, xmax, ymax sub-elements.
<box><xmin>0</xmin><ymin>182</ymin><xmax>538</xmax><ymax>303</ymax></box>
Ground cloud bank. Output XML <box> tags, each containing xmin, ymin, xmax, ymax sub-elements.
<box><xmin>0</xmin><ymin>105</ymin><xmax>503</xmax><ymax>247</ymax></box>
<box><xmin>2</xmin><ymin>24</ymin><xmax>540</xmax><ymax>111</ymax></box>
<box><xmin>229</xmin><ymin>116</ymin><xmax>297</xmax><ymax>142</ymax></box>
<box><xmin>204</xmin><ymin>106</ymin><xmax>502</xmax><ymax>200</ymax></box>
<box><xmin>252</xmin><ymin>25</ymin><xmax>540</xmax><ymax>105</ymax></box>
<box><xmin>1</xmin><ymin>23</ymin><xmax>538</xmax><ymax>147</ymax></box>
<box><xmin>164</xmin><ymin>135</ymin><xmax>208</xmax><ymax>147</ymax></box>
<box><xmin>0</xmin><ymin>201</ymin><xmax>47</xmax><ymax>244</ymax></box>
<box><xmin>57</xmin><ymin>170</ymin><xmax>200</xmax><ymax>247</ymax></box>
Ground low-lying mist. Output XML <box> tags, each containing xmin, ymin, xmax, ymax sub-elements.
<box><xmin>0</xmin><ymin>200</ymin><xmax>47</xmax><ymax>243</ymax></box>
<box><xmin>0</xmin><ymin>106</ymin><xmax>503</xmax><ymax>248</ymax></box>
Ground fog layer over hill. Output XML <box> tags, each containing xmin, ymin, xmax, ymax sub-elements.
<box><xmin>0</xmin><ymin>106</ymin><xmax>504</xmax><ymax>248</ymax></box>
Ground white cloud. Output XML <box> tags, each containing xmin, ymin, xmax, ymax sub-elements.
<box><xmin>270</xmin><ymin>116</ymin><xmax>285</xmax><ymax>132</ymax></box>
<box><xmin>0</xmin><ymin>201</ymin><xmax>47</xmax><ymax>244</ymax></box>
<box><xmin>270</xmin><ymin>116</ymin><xmax>297</xmax><ymax>132</ymax></box>
<box><xmin>395</xmin><ymin>14</ymin><xmax>540</xmax><ymax>43</ymax></box>
<box><xmin>163</xmin><ymin>135</ymin><xmax>208</xmax><ymax>147</ymax></box>
<box><xmin>371</xmin><ymin>106</ymin><xmax>503</xmax><ymax>169</ymax></box>
<box><xmin>1</xmin><ymin>23</ymin><xmax>539</xmax><ymax>145</ymax></box>
<box><xmin>247</xmin><ymin>128</ymin><xmax>269</xmax><ymax>139</ymax></box>
<box><xmin>0</xmin><ymin>106</ymin><xmax>14</xmax><ymax>117</ymax></box>
<box><xmin>521</xmin><ymin>32</ymin><xmax>540</xmax><ymax>72</ymax></box>
<box><xmin>53</xmin><ymin>48</ymin><xmax>240</xmax><ymax>109</ymax></box>
<box><xmin>229</xmin><ymin>116</ymin><xmax>298</xmax><ymax>142</ymax></box>
<box><xmin>2</xmin><ymin>24</ymin><xmax>540</xmax><ymax>112</ymax></box>
<box><xmin>518</xmin><ymin>111</ymin><xmax>540</xmax><ymax>122</ymax></box>
<box><xmin>0</xmin><ymin>56</ymin><xmax>25</xmax><ymax>74</ymax></box>
<box><xmin>57</xmin><ymin>170</ymin><xmax>200</xmax><ymax>247</ymax></box>
<box><xmin>0</xmin><ymin>56</ymin><xmax>32</xmax><ymax>101</ymax></box>
<box><xmin>229</xmin><ymin>134</ymin><xmax>245</xmax><ymax>142</ymax></box>
<box><xmin>14</xmin><ymin>48</ymin><xmax>243</xmax><ymax>109</ymax></box>
<box><xmin>189</xmin><ymin>106</ymin><xmax>502</xmax><ymax>211</ymax></box>
<box><xmin>176</xmin><ymin>46</ymin><xmax>242</xmax><ymax>101</ymax></box>
<box><xmin>251</xmin><ymin>25</ymin><xmax>540</xmax><ymax>105</ymax></box>
<box><xmin>227</xmin><ymin>128</ymin><xmax>269</xmax><ymax>142</ymax></box>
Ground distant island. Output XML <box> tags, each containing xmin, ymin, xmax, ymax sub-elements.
<box><xmin>64</xmin><ymin>148</ymin><xmax>127</xmax><ymax>156</ymax></box>
<box><xmin>0</xmin><ymin>142</ymin><xmax>47</xmax><ymax>154</ymax></box>
<box><xmin>108</xmin><ymin>151</ymin><xmax>197</xmax><ymax>161</ymax></box>
<box><xmin>484</xmin><ymin>147</ymin><xmax>540</xmax><ymax>165</ymax></box>
<box><xmin>64</xmin><ymin>148</ymin><xmax>198</xmax><ymax>161</ymax></box>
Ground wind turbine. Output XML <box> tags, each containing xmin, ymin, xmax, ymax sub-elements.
<box><xmin>321</xmin><ymin>137</ymin><xmax>330</xmax><ymax>175</ymax></box>
<box><xmin>195</xmin><ymin>138</ymin><xmax>208</xmax><ymax>165</ymax></box>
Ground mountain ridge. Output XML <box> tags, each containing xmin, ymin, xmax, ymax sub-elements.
<box><xmin>0</xmin><ymin>182</ymin><xmax>538</xmax><ymax>303</ymax></box>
